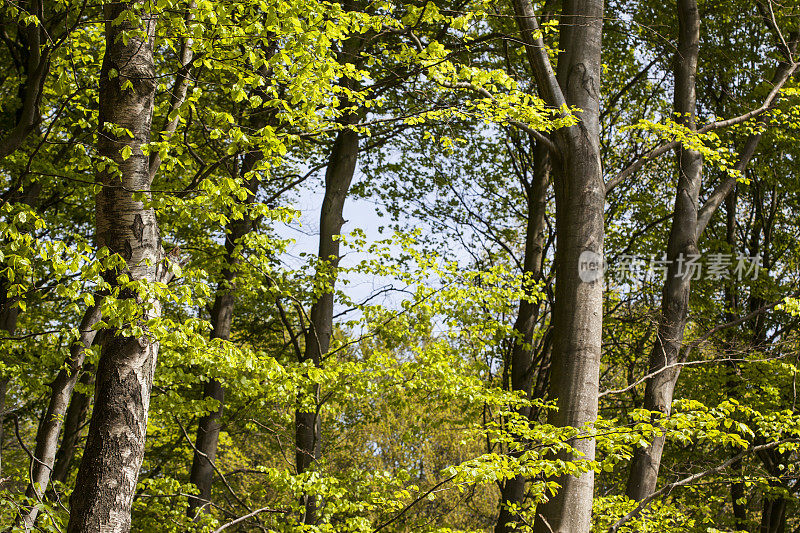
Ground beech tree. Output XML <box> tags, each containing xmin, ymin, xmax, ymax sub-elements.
<box><xmin>3</xmin><ymin>1</ymin><xmax>800</xmax><ymax>532</ymax></box>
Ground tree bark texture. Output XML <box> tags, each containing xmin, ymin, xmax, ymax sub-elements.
<box><xmin>626</xmin><ymin>0</ymin><xmax>702</xmax><ymax>502</ymax></box>
<box><xmin>66</xmin><ymin>3</ymin><xmax>160</xmax><ymax>532</ymax></box>
<box><xmin>495</xmin><ymin>141</ymin><xmax>550</xmax><ymax>533</ymax></box>
<box><xmin>19</xmin><ymin>304</ymin><xmax>102</xmax><ymax>530</ymax></box>
<box><xmin>187</xmin><ymin>167</ymin><xmax>259</xmax><ymax>517</ymax></box>
<box><xmin>296</xmin><ymin>126</ymin><xmax>359</xmax><ymax>525</ymax></box>
<box><xmin>51</xmin><ymin>362</ymin><xmax>95</xmax><ymax>485</ymax></box>
<box><xmin>510</xmin><ymin>1</ymin><xmax>606</xmax><ymax>531</ymax></box>
<box><xmin>0</xmin><ymin>0</ymin><xmax>49</xmax><ymax>161</ymax></box>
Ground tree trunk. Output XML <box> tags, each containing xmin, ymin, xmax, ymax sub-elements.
<box><xmin>509</xmin><ymin>1</ymin><xmax>605</xmax><ymax>531</ymax></box>
<box><xmin>187</xmin><ymin>181</ymin><xmax>256</xmax><ymax>517</ymax></box>
<box><xmin>18</xmin><ymin>304</ymin><xmax>102</xmax><ymax>530</ymax></box>
<box><xmin>0</xmin><ymin>0</ymin><xmax>49</xmax><ymax>161</ymax></box>
<box><xmin>0</xmin><ymin>377</ymin><xmax>6</xmax><ymax>481</ymax></box>
<box><xmin>0</xmin><ymin>282</ymin><xmax>19</xmax><ymax>481</ymax></box>
<box><xmin>0</xmin><ymin>199</ymin><xmax>28</xmax><ymax>480</ymax></box>
<box><xmin>188</xmin><ymin>378</ymin><xmax>224</xmax><ymax>515</ymax></box>
<box><xmin>722</xmin><ymin>191</ymin><xmax>748</xmax><ymax>530</ymax></box>
<box><xmin>760</xmin><ymin>493</ymin><xmax>787</xmax><ymax>533</ymax></box>
<box><xmin>0</xmin><ymin>4</ymin><xmax>49</xmax><ymax>476</ymax></box>
<box><xmin>625</xmin><ymin>0</ymin><xmax>701</xmax><ymax>502</ymax></box>
<box><xmin>495</xmin><ymin>141</ymin><xmax>549</xmax><ymax>533</ymax></box>
<box><xmin>66</xmin><ymin>3</ymin><xmax>160</xmax><ymax>532</ymax></box>
<box><xmin>296</xmin><ymin>126</ymin><xmax>358</xmax><ymax>525</ymax></box>
<box><xmin>51</xmin><ymin>362</ymin><xmax>95</xmax><ymax>485</ymax></box>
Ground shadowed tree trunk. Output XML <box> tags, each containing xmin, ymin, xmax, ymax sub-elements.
<box><xmin>759</xmin><ymin>484</ymin><xmax>787</xmax><ymax>533</ymax></box>
<box><xmin>51</xmin><ymin>362</ymin><xmax>95</xmax><ymax>485</ymax></box>
<box><xmin>722</xmin><ymin>190</ymin><xmax>748</xmax><ymax>530</ymax></box>
<box><xmin>510</xmin><ymin>1</ymin><xmax>605</xmax><ymax>531</ymax></box>
<box><xmin>495</xmin><ymin>141</ymin><xmax>550</xmax><ymax>533</ymax></box>
<box><xmin>187</xmin><ymin>166</ymin><xmax>259</xmax><ymax>518</ymax></box>
<box><xmin>186</xmin><ymin>29</ymin><xmax>276</xmax><ymax>516</ymax></box>
<box><xmin>66</xmin><ymin>3</ymin><xmax>161</xmax><ymax>532</ymax></box>
<box><xmin>625</xmin><ymin>0</ymin><xmax>702</xmax><ymax>502</ymax></box>
<box><xmin>18</xmin><ymin>303</ymin><xmax>102</xmax><ymax>529</ymax></box>
<box><xmin>0</xmin><ymin>283</ymin><xmax>19</xmax><ymax>481</ymax></box>
<box><xmin>296</xmin><ymin>125</ymin><xmax>359</xmax><ymax>525</ymax></box>
<box><xmin>757</xmin><ymin>437</ymin><xmax>789</xmax><ymax>533</ymax></box>
<box><xmin>0</xmin><ymin>1</ymin><xmax>50</xmax><ymax>471</ymax></box>
<box><xmin>0</xmin><ymin>377</ymin><xmax>6</xmax><ymax>480</ymax></box>
<box><xmin>0</xmin><ymin>0</ymin><xmax>50</xmax><ymax>161</ymax></box>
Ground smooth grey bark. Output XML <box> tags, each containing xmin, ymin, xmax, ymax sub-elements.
<box><xmin>66</xmin><ymin>4</ymin><xmax>160</xmax><ymax>532</ymax></box>
<box><xmin>510</xmin><ymin>1</ymin><xmax>605</xmax><ymax>531</ymax></box>
<box><xmin>495</xmin><ymin>141</ymin><xmax>550</xmax><ymax>533</ymax></box>
<box><xmin>51</xmin><ymin>361</ymin><xmax>94</xmax><ymax>484</ymax></box>
<box><xmin>625</xmin><ymin>0</ymin><xmax>702</xmax><ymax>502</ymax></box>
<box><xmin>18</xmin><ymin>303</ymin><xmax>102</xmax><ymax>530</ymax></box>
<box><xmin>296</xmin><ymin>126</ymin><xmax>358</xmax><ymax>525</ymax></box>
<box><xmin>625</xmin><ymin>18</ymin><xmax>798</xmax><ymax>504</ymax></box>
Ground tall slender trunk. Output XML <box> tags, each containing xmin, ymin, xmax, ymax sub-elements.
<box><xmin>185</xmin><ymin>27</ymin><xmax>272</xmax><ymax>513</ymax></box>
<box><xmin>510</xmin><ymin>1</ymin><xmax>605</xmax><ymax>531</ymax></box>
<box><xmin>625</xmin><ymin>0</ymin><xmax>701</xmax><ymax>502</ymax></box>
<box><xmin>51</xmin><ymin>362</ymin><xmax>95</xmax><ymax>484</ymax></box>
<box><xmin>759</xmin><ymin>488</ymin><xmax>787</xmax><ymax>533</ymax></box>
<box><xmin>296</xmin><ymin>126</ymin><xmax>358</xmax><ymax>525</ymax></box>
<box><xmin>147</xmin><ymin>0</ymin><xmax>195</xmax><ymax>183</ymax></box>
<box><xmin>495</xmin><ymin>141</ymin><xmax>550</xmax><ymax>533</ymax></box>
<box><xmin>761</xmin><ymin>502</ymin><xmax>786</xmax><ymax>533</ymax></box>
<box><xmin>0</xmin><ymin>282</ymin><xmax>19</xmax><ymax>481</ymax></box>
<box><xmin>187</xmin><ymin>168</ymin><xmax>259</xmax><ymax>517</ymax></box>
<box><xmin>18</xmin><ymin>304</ymin><xmax>102</xmax><ymax>530</ymax></box>
<box><xmin>66</xmin><ymin>4</ymin><xmax>160</xmax><ymax>532</ymax></box>
<box><xmin>0</xmin><ymin>1</ymin><xmax>49</xmax><ymax>478</ymax></box>
<box><xmin>0</xmin><ymin>0</ymin><xmax>49</xmax><ymax>161</ymax></box>
<box><xmin>0</xmin><ymin>377</ymin><xmax>6</xmax><ymax>480</ymax></box>
<box><xmin>722</xmin><ymin>190</ymin><xmax>748</xmax><ymax>530</ymax></box>
<box><xmin>624</xmin><ymin>25</ymin><xmax>795</xmax><ymax>505</ymax></box>
<box><xmin>0</xmin><ymin>189</ymin><xmax>41</xmax><ymax>484</ymax></box>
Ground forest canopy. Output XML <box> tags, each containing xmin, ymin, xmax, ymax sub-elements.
<box><xmin>1</xmin><ymin>0</ymin><xmax>800</xmax><ymax>532</ymax></box>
